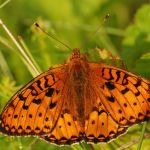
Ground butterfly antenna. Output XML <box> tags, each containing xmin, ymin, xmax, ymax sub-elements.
<box><xmin>34</xmin><ymin>23</ymin><xmax>72</xmax><ymax>51</ymax></box>
<box><xmin>85</xmin><ymin>13</ymin><xmax>110</xmax><ymax>45</ymax></box>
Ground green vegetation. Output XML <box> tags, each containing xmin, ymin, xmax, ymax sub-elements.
<box><xmin>0</xmin><ymin>0</ymin><xmax>150</xmax><ymax>150</ymax></box>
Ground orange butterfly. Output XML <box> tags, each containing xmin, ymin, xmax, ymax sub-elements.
<box><xmin>0</xmin><ymin>48</ymin><xmax>150</xmax><ymax>145</ymax></box>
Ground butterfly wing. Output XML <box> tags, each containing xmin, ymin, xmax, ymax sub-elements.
<box><xmin>1</xmin><ymin>59</ymin><xmax>150</xmax><ymax>145</ymax></box>
<box><xmin>89</xmin><ymin>63</ymin><xmax>150</xmax><ymax>126</ymax></box>
<box><xmin>0</xmin><ymin>66</ymin><xmax>68</xmax><ymax>136</ymax></box>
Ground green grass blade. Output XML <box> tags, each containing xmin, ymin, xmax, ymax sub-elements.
<box><xmin>137</xmin><ymin>122</ymin><xmax>147</xmax><ymax>150</ymax></box>
<box><xmin>0</xmin><ymin>0</ymin><xmax>11</xmax><ymax>9</ymax></box>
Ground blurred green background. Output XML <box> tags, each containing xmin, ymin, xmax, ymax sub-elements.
<box><xmin>0</xmin><ymin>0</ymin><xmax>150</xmax><ymax>150</ymax></box>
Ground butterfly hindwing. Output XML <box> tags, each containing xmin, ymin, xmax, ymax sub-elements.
<box><xmin>85</xmin><ymin>109</ymin><xmax>127</xmax><ymax>143</ymax></box>
<box><xmin>41</xmin><ymin>112</ymin><xmax>82</xmax><ymax>145</ymax></box>
<box><xmin>41</xmin><ymin>104</ymin><xmax>127</xmax><ymax>145</ymax></box>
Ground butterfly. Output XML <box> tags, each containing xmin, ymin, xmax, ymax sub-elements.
<box><xmin>0</xmin><ymin>48</ymin><xmax>150</xmax><ymax>145</ymax></box>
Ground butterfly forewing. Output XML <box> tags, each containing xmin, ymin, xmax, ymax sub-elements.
<box><xmin>90</xmin><ymin>63</ymin><xmax>150</xmax><ymax>126</ymax></box>
<box><xmin>0</xmin><ymin>66</ymin><xmax>67</xmax><ymax>136</ymax></box>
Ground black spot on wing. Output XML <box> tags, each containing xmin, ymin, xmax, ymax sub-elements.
<box><xmin>134</xmin><ymin>80</ymin><xmax>141</xmax><ymax>87</ymax></box>
<box><xmin>67</xmin><ymin>122</ymin><xmax>71</xmax><ymax>126</ymax></box>
<box><xmin>22</xmin><ymin>104</ymin><xmax>29</xmax><ymax>110</ymax></box>
<box><xmin>135</xmin><ymin>91</ymin><xmax>140</xmax><ymax>96</ymax></box>
<box><xmin>28</xmin><ymin>85</ymin><xmax>38</xmax><ymax>96</ymax></box>
<box><xmin>32</xmin><ymin>98</ymin><xmax>42</xmax><ymax>105</ymax></box>
<box><xmin>122</xmin><ymin>74</ymin><xmax>129</xmax><ymax>85</ymax></box>
<box><xmin>106</xmin><ymin>95</ymin><xmax>115</xmax><ymax>102</ymax></box>
<box><xmin>18</xmin><ymin>125</ymin><xmax>23</xmax><ymax>130</ymax></box>
<box><xmin>44</xmin><ymin>125</ymin><xmax>50</xmax><ymax>129</ymax></box>
<box><xmin>14</xmin><ymin>115</ymin><xmax>18</xmax><ymax>118</ymax></box>
<box><xmin>51</xmin><ymin>74</ymin><xmax>55</xmax><ymax>82</ymax></box>
<box><xmin>26</xmin><ymin>126</ymin><xmax>31</xmax><ymax>130</ymax></box>
<box><xmin>107</xmin><ymin>69</ymin><xmax>114</xmax><ymax>80</ymax></box>
<box><xmin>45</xmin><ymin>117</ymin><xmax>49</xmax><ymax>121</ymax></box>
<box><xmin>105</xmin><ymin>82</ymin><xmax>115</xmax><ymax>90</ymax></box>
<box><xmin>121</xmin><ymin>88</ymin><xmax>129</xmax><ymax>94</ymax></box>
<box><xmin>36</xmin><ymin>80</ymin><xmax>43</xmax><ymax>90</ymax></box>
<box><xmin>98</xmin><ymin>110</ymin><xmax>105</xmax><ymax>115</ymax></box>
<box><xmin>35</xmin><ymin>126</ymin><xmax>40</xmax><ymax>131</ymax></box>
<box><xmin>29</xmin><ymin>114</ymin><xmax>32</xmax><ymax>118</ymax></box>
<box><xmin>38</xmin><ymin>112</ymin><xmax>42</xmax><ymax>117</ymax></box>
<box><xmin>44</xmin><ymin>76</ymin><xmax>49</xmax><ymax>88</ymax></box>
<box><xmin>116</xmin><ymin>70</ymin><xmax>121</xmax><ymax>82</ymax></box>
<box><xmin>46</xmin><ymin>88</ymin><xmax>54</xmax><ymax>97</ymax></box>
<box><xmin>124</xmin><ymin>103</ymin><xmax>127</xmax><ymax>107</ymax></box>
<box><xmin>118</xmin><ymin>109</ymin><xmax>122</xmax><ymax>114</ymax></box>
<box><xmin>49</xmin><ymin>101</ymin><xmax>57</xmax><ymax>109</ymax></box>
<box><xmin>18</xmin><ymin>94</ymin><xmax>26</xmax><ymax>101</ymax></box>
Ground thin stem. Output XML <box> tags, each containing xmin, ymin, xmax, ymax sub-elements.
<box><xmin>0</xmin><ymin>0</ymin><xmax>11</xmax><ymax>8</ymax></box>
<box><xmin>137</xmin><ymin>122</ymin><xmax>147</xmax><ymax>150</ymax></box>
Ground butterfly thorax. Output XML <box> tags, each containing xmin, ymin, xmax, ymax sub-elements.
<box><xmin>69</xmin><ymin>48</ymin><xmax>89</xmax><ymax>87</ymax></box>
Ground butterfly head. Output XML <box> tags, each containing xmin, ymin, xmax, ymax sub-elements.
<box><xmin>68</xmin><ymin>48</ymin><xmax>88</xmax><ymax>75</ymax></box>
<box><xmin>70</xmin><ymin>48</ymin><xmax>87</xmax><ymax>62</ymax></box>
